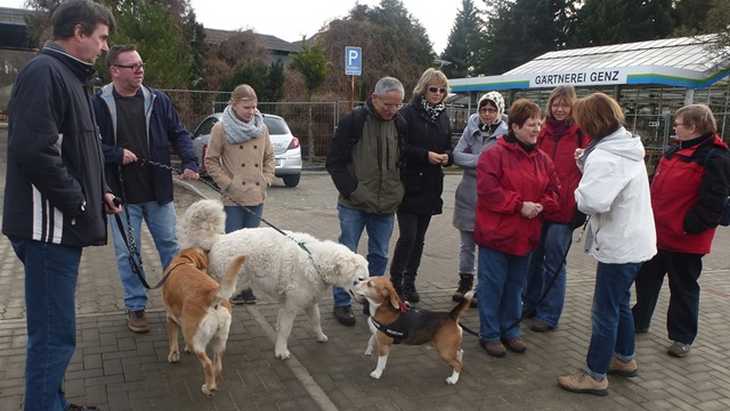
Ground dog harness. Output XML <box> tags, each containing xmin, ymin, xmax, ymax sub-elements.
<box><xmin>370</xmin><ymin>309</ymin><xmax>452</xmax><ymax>345</ymax></box>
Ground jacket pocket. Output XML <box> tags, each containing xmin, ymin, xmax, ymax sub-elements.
<box><xmin>401</xmin><ymin>170</ymin><xmax>424</xmax><ymax>195</ymax></box>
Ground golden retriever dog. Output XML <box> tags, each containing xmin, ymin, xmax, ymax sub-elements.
<box><xmin>162</xmin><ymin>247</ymin><xmax>246</xmax><ymax>396</ymax></box>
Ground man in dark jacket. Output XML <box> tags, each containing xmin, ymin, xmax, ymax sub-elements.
<box><xmin>326</xmin><ymin>76</ymin><xmax>406</xmax><ymax>326</ymax></box>
<box><xmin>2</xmin><ymin>2</ymin><xmax>120</xmax><ymax>410</ymax></box>
<box><xmin>93</xmin><ymin>45</ymin><xmax>199</xmax><ymax>334</ymax></box>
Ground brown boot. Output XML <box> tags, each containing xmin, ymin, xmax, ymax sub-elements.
<box><xmin>558</xmin><ymin>370</ymin><xmax>608</xmax><ymax>396</ymax></box>
<box><xmin>502</xmin><ymin>337</ymin><xmax>527</xmax><ymax>353</ymax></box>
<box><xmin>479</xmin><ymin>340</ymin><xmax>506</xmax><ymax>358</ymax></box>
<box><xmin>127</xmin><ymin>310</ymin><xmax>150</xmax><ymax>333</ymax></box>
<box><xmin>608</xmin><ymin>357</ymin><xmax>638</xmax><ymax>377</ymax></box>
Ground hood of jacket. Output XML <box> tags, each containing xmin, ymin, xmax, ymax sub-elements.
<box><xmin>98</xmin><ymin>83</ymin><xmax>156</xmax><ymax>141</ymax></box>
<box><xmin>592</xmin><ymin>126</ymin><xmax>645</xmax><ymax>162</ymax></box>
<box><xmin>465</xmin><ymin>112</ymin><xmax>507</xmax><ymax>141</ymax></box>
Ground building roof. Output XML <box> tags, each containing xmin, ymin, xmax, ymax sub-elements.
<box><xmin>0</xmin><ymin>6</ymin><xmax>33</xmax><ymax>26</ymax></box>
<box><xmin>450</xmin><ymin>34</ymin><xmax>730</xmax><ymax>92</ymax></box>
<box><xmin>204</xmin><ymin>28</ymin><xmax>301</xmax><ymax>53</ymax></box>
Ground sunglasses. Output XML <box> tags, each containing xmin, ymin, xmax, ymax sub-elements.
<box><xmin>428</xmin><ymin>87</ymin><xmax>447</xmax><ymax>94</ymax></box>
<box><xmin>114</xmin><ymin>63</ymin><xmax>145</xmax><ymax>71</ymax></box>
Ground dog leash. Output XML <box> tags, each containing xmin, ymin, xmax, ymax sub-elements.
<box><xmin>457</xmin><ymin>217</ymin><xmax>592</xmax><ymax>338</ymax></box>
<box><xmin>134</xmin><ymin>158</ymin><xmax>323</xmax><ymax>274</ymax></box>
<box><xmin>112</xmin><ymin>167</ymin><xmax>174</xmax><ymax>290</ymax></box>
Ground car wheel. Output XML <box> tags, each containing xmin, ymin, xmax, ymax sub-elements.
<box><xmin>282</xmin><ymin>174</ymin><xmax>300</xmax><ymax>188</ymax></box>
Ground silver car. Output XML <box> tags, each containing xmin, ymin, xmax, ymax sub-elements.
<box><xmin>192</xmin><ymin>113</ymin><xmax>302</xmax><ymax>187</ymax></box>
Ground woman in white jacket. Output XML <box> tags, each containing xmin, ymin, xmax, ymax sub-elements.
<box><xmin>558</xmin><ymin>93</ymin><xmax>657</xmax><ymax>396</ymax></box>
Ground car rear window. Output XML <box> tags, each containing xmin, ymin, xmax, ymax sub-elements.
<box><xmin>194</xmin><ymin>117</ymin><xmax>219</xmax><ymax>138</ymax></box>
<box><xmin>264</xmin><ymin>117</ymin><xmax>290</xmax><ymax>135</ymax></box>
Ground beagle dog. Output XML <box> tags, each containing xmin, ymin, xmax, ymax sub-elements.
<box><xmin>351</xmin><ymin>276</ymin><xmax>474</xmax><ymax>384</ymax></box>
<box><xmin>161</xmin><ymin>247</ymin><xmax>246</xmax><ymax>397</ymax></box>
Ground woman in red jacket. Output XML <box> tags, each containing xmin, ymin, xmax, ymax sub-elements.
<box><xmin>632</xmin><ymin>104</ymin><xmax>730</xmax><ymax>358</ymax></box>
<box><xmin>523</xmin><ymin>85</ymin><xmax>590</xmax><ymax>332</ymax></box>
<box><xmin>475</xmin><ymin>99</ymin><xmax>560</xmax><ymax>357</ymax></box>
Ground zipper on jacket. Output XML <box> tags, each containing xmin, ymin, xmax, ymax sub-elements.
<box><xmin>376</xmin><ymin>127</ymin><xmax>384</xmax><ymax>212</ymax></box>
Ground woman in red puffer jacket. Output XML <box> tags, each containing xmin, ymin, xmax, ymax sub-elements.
<box><xmin>474</xmin><ymin>98</ymin><xmax>560</xmax><ymax>358</ymax></box>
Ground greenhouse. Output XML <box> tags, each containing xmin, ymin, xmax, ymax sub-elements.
<box><xmin>448</xmin><ymin>34</ymin><xmax>730</xmax><ymax>155</ymax></box>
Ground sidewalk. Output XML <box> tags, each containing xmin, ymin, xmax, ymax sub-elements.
<box><xmin>1</xmin><ymin>173</ymin><xmax>730</xmax><ymax>410</ymax></box>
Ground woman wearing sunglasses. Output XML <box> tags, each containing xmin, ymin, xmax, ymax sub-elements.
<box><xmin>389</xmin><ymin>68</ymin><xmax>452</xmax><ymax>303</ymax></box>
<box><xmin>451</xmin><ymin>91</ymin><xmax>508</xmax><ymax>305</ymax></box>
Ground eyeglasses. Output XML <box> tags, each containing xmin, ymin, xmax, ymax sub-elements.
<box><xmin>428</xmin><ymin>87</ymin><xmax>447</xmax><ymax>94</ymax></box>
<box><xmin>114</xmin><ymin>63</ymin><xmax>144</xmax><ymax>71</ymax></box>
<box><xmin>479</xmin><ymin>107</ymin><xmax>498</xmax><ymax>114</ymax></box>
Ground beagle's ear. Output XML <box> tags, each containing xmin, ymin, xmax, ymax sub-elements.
<box><xmin>385</xmin><ymin>280</ymin><xmax>401</xmax><ymax>311</ymax></box>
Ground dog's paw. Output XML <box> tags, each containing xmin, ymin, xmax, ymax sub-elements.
<box><xmin>364</xmin><ymin>347</ymin><xmax>373</xmax><ymax>356</ymax></box>
<box><xmin>369</xmin><ymin>369</ymin><xmax>383</xmax><ymax>379</ymax></box>
<box><xmin>184</xmin><ymin>344</ymin><xmax>192</xmax><ymax>353</ymax></box>
<box><xmin>201</xmin><ymin>383</ymin><xmax>216</xmax><ymax>397</ymax></box>
<box><xmin>316</xmin><ymin>333</ymin><xmax>328</xmax><ymax>343</ymax></box>
<box><xmin>167</xmin><ymin>350</ymin><xmax>180</xmax><ymax>363</ymax></box>
<box><xmin>275</xmin><ymin>349</ymin><xmax>291</xmax><ymax>360</ymax></box>
<box><xmin>445</xmin><ymin>375</ymin><xmax>460</xmax><ymax>385</ymax></box>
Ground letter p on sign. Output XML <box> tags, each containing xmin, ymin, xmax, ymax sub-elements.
<box><xmin>345</xmin><ymin>46</ymin><xmax>362</xmax><ymax>76</ymax></box>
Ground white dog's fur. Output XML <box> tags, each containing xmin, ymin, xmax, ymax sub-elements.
<box><xmin>181</xmin><ymin>199</ymin><xmax>369</xmax><ymax>359</ymax></box>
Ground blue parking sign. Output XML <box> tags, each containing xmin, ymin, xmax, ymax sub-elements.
<box><xmin>345</xmin><ymin>46</ymin><xmax>362</xmax><ymax>76</ymax></box>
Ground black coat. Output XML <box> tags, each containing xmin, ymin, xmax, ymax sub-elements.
<box><xmin>398</xmin><ymin>98</ymin><xmax>452</xmax><ymax>215</ymax></box>
<box><xmin>3</xmin><ymin>44</ymin><xmax>110</xmax><ymax>247</ymax></box>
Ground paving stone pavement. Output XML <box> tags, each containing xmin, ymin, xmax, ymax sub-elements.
<box><xmin>1</xmin><ymin>128</ymin><xmax>730</xmax><ymax>409</ymax></box>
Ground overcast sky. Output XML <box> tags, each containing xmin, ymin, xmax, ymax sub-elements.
<box><xmin>1</xmin><ymin>0</ymin><xmax>465</xmax><ymax>54</ymax></box>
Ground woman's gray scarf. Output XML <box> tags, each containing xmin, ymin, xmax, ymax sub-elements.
<box><xmin>222</xmin><ymin>105</ymin><xmax>265</xmax><ymax>144</ymax></box>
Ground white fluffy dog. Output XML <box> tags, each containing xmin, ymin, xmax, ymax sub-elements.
<box><xmin>181</xmin><ymin>199</ymin><xmax>369</xmax><ymax>359</ymax></box>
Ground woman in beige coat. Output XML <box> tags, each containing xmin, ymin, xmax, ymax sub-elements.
<box><xmin>205</xmin><ymin>84</ymin><xmax>275</xmax><ymax>304</ymax></box>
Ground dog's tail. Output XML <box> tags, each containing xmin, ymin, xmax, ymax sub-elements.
<box><xmin>449</xmin><ymin>291</ymin><xmax>474</xmax><ymax>321</ymax></box>
<box><xmin>217</xmin><ymin>255</ymin><xmax>247</xmax><ymax>300</ymax></box>
<box><xmin>180</xmin><ymin>199</ymin><xmax>226</xmax><ymax>251</ymax></box>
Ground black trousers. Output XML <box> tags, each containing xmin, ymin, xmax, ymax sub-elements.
<box><xmin>390</xmin><ymin>211</ymin><xmax>432</xmax><ymax>276</ymax></box>
<box><xmin>632</xmin><ymin>250</ymin><xmax>703</xmax><ymax>345</ymax></box>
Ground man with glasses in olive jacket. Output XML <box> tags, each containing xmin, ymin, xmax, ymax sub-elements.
<box><xmin>326</xmin><ymin>76</ymin><xmax>406</xmax><ymax>326</ymax></box>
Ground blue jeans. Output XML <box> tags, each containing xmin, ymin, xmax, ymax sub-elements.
<box><xmin>477</xmin><ymin>245</ymin><xmax>530</xmax><ymax>342</ymax></box>
<box><xmin>332</xmin><ymin>204</ymin><xmax>394</xmax><ymax>307</ymax></box>
<box><xmin>110</xmin><ymin>201</ymin><xmax>179</xmax><ymax>311</ymax></box>
<box><xmin>524</xmin><ymin>222</ymin><xmax>572</xmax><ymax>328</ymax></box>
<box><xmin>585</xmin><ymin>262</ymin><xmax>641</xmax><ymax>380</ymax></box>
<box><xmin>224</xmin><ymin>204</ymin><xmax>263</xmax><ymax>233</ymax></box>
<box><xmin>11</xmin><ymin>239</ymin><xmax>81</xmax><ymax>411</ymax></box>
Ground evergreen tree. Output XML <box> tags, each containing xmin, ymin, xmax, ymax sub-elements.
<box><xmin>706</xmin><ymin>0</ymin><xmax>730</xmax><ymax>59</ymax></box>
<box><xmin>483</xmin><ymin>0</ymin><xmax>578</xmax><ymax>74</ymax></box>
<box><xmin>441</xmin><ymin>0</ymin><xmax>485</xmax><ymax>78</ymax></box>
<box><xmin>573</xmin><ymin>0</ymin><xmax>673</xmax><ymax>47</ymax></box>
<box><xmin>290</xmin><ymin>42</ymin><xmax>328</xmax><ymax>160</ymax></box>
<box><xmin>672</xmin><ymin>0</ymin><xmax>713</xmax><ymax>35</ymax></box>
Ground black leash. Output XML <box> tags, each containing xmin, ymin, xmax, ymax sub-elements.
<box><xmin>124</xmin><ymin>158</ymin><xmax>321</xmax><ymax>273</ymax></box>
<box><xmin>459</xmin><ymin>218</ymin><xmax>591</xmax><ymax>338</ymax></box>
<box><xmin>112</xmin><ymin>212</ymin><xmax>173</xmax><ymax>289</ymax></box>
<box><xmin>112</xmin><ymin>163</ymin><xmax>173</xmax><ymax>290</ymax></box>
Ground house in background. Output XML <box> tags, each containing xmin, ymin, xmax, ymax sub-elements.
<box><xmin>204</xmin><ymin>28</ymin><xmax>302</xmax><ymax>66</ymax></box>
<box><xmin>1</xmin><ymin>7</ymin><xmax>37</xmax><ymax>119</ymax></box>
